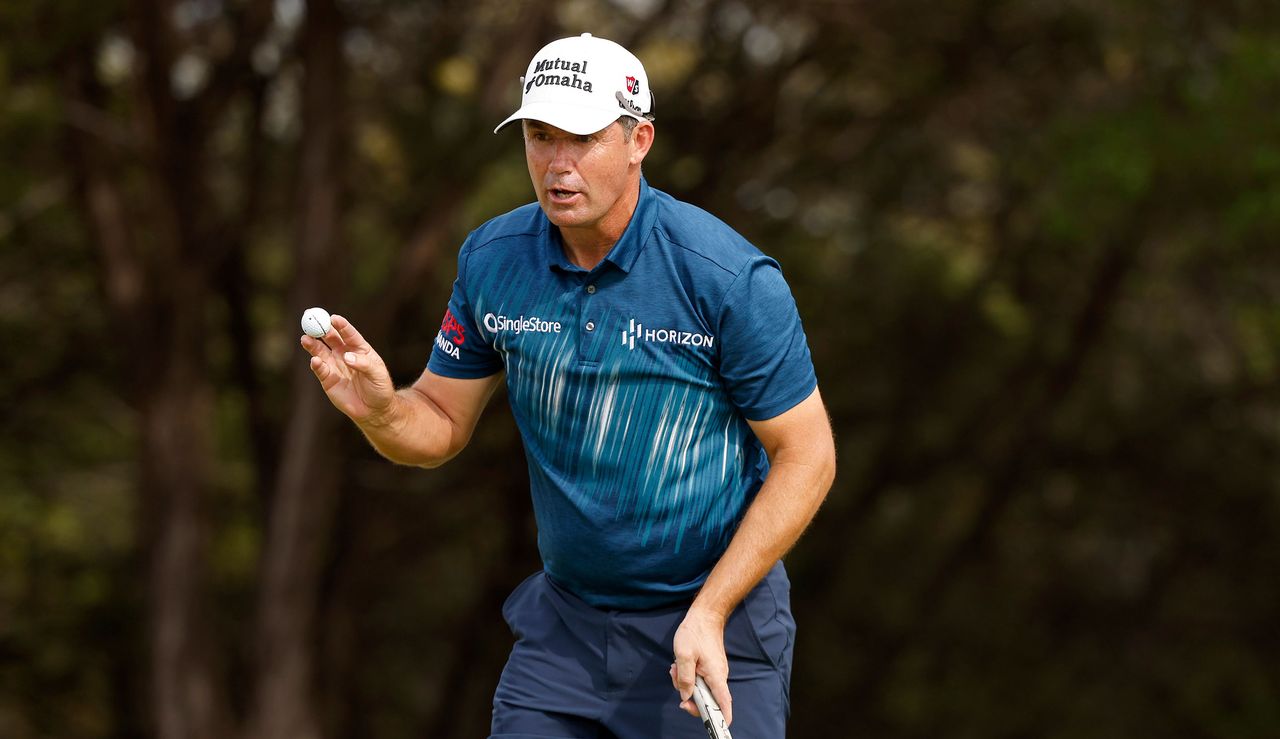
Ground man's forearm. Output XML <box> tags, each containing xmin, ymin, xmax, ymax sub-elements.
<box><xmin>690</xmin><ymin>449</ymin><xmax>835</xmax><ymax>621</ymax></box>
<box><xmin>355</xmin><ymin>387</ymin><xmax>463</xmax><ymax>468</ymax></box>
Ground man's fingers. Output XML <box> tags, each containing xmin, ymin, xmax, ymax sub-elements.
<box><xmin>303</xmin><ymin>326</ymin><xmax>381</xmax><ymax>378</ymax></box>
<box><xmin>309</xmin><ymin>355</ymin><xmax>329</xmax><ymax>379</ymax></box>
<box><xmin>669</xmin><ymin>663</ymin><xmax>697</xmax><ymax>716</ymax></box>
<box><xmin>341</xmin><ymin>349</ymin><xmax>394</xmax><ymax>402</ymax></box>
<box><xmin>343</xmin><ymin>350</ymin><xmax>373</xmax><ymax>374</ymax></box>
<box><xmin>670</xmin><ymin>664</ymin><xmax>693</xmax><ymax>709</ymax></box>
<box><xmin>330</xmin><ymin>314</ymin><xmax>369</xmax><ymax>352</ymax></box>
<box><xmin>674</xmin><ymin>652</ymin><xmax>697</xmax><ymax>702</ymax></box>
<box><xmin>708</xmin><ymin>677</ymin><xmax>734</xmax><ymax>726</ymax></box>
<box><xmin>301</xmin><ymin>334</ymin><xmax>330</xmax><ymax>358</ymax></box>
<box><xmin>308</xmin><ymin>354</ymin><xmax>344</xmax><ymax>393</ymax></box>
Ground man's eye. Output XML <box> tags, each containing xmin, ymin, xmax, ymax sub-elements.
<box><xmin>577</xmin><ymin>135</ymin><xmax>593</xmax><ymax>144</ymax></box>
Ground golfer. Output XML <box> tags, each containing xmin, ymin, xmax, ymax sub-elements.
<box><xmin>302</xmin><ymin>33</ymin><xmax>835</xmax><ymax>738</ymax></box>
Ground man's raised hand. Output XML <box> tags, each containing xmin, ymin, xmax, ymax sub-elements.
<box><xmin>300</xmin><ymin>314</ymin><xmax>396</xmax><ymax>424</ymax></box>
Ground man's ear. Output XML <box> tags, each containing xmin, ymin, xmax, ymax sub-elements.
<box><xmin>630</xmin><ymin>121</ymin><xmax>655</xmax><ymax>165</ymax></box>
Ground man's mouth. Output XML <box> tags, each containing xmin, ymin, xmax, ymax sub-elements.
<box><xmin>548</xmin><ymin>188</ymin><xmax>581</xmax><ymax>204</ymax></box>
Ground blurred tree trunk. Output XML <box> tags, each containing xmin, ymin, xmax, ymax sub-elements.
<box><xmin>65</xmin><ymin>6</ymin><xmax>233</xmax><ymax>737</ymax></box>
<box><xmin>141</xmin><ymin>281</ymin><xmax>228</xmax><ymax>739</ymax></box>
<box><xmin>65</xmin><ymin>0</ymin><xmax>280</xmax><ymax>734</ymax></box>
<box><xmin>244</xmin><ymin>1</ymin><xmax>346</xmax><ymax>738</ymax></box>
<box><xmin>132</xmin><ymin>1</ymin><xmax>233</xmax><ymax>727</ymax></box>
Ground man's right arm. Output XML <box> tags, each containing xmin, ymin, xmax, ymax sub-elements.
<box><xmin>301</xmin><ymin>313</ymin><xmax>503</xmax><ymax>467</ymax></box>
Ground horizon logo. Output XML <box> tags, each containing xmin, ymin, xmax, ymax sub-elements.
<box><xmin>620</xmin><ymin>318</ymin><xmax>715</xmax><ymax>351</ymax></box>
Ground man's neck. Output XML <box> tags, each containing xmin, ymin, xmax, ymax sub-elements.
<box><xmin>560</xmin><ymin>230</ymin><xmax>620</xmax><ymax>271</ymax></box>
<box><xmin>559</xmin><ymin>180</ymin><xmax>641</xmax><ymax>271</ymax></box>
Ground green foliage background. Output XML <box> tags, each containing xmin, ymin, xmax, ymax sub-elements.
<box><xmin>1</xmin><ymin>0</ymin><xmax>1278</xmax><ymax>737</ymax></box>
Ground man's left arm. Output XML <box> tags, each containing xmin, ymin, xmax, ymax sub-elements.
<box><xmin>670</xmin><ymin>386</ymin><xmax>836</xmax><ymax>724</ymax></box>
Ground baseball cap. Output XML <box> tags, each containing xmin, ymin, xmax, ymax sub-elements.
<box><xmin>494</xmin><ymin>33</ymin><xmax>655</xmax><ymax>136</ymax></box>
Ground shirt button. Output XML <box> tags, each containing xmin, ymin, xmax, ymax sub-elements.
<box><xmin>586</xmin><ymin>284</ymin><xmax>597</xmax><ymax>294</ymax></box>
<box><xmin>586</xmin><ymin>321</ymin><xmax>596</xmax><ymax>331</ymax></box>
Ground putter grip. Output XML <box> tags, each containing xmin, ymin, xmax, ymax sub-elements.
<box><xmin>692</xmin><ymin>677</ymin><xmax>732</xmax><ymax>739</ymax></box>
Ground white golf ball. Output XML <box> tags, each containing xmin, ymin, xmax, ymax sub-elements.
<box><xmin>301</xmin><ymin>307</ymin><xmax>332</xmax><ymax>338</ymax></box>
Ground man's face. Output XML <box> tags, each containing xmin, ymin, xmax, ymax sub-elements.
<box><xmin>522</xmin><ymin>119</ymin><xmax>648</xmax><ymax>232</ymax></box>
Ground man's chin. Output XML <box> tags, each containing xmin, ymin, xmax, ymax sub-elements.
<box><xmin>542</xmin><ymin>205</ymin><xmax>589</xmax><ymax>228</ymax></box>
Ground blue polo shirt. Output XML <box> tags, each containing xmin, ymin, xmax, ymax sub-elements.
<box><xmin>428</xmin><ymin>178</ymin><xmax>816</xmax><ymax>609</ymax></box>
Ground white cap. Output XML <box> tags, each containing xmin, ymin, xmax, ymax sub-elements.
<box><xmin>494</xmin><ymin>33</ymin><xmax>654</xmax><ymax>135</ymax></box>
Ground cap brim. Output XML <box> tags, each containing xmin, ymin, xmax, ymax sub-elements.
<box><xmin>493</xmin><ymin>101</ymin><xmax>622</xmax><ymax>136</ymax></box>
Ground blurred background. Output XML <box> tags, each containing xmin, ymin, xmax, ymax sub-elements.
<box><xmin>2</xmin><ymin>0</ymin><xmax>1279</xmax><ymax>737</ymax></box>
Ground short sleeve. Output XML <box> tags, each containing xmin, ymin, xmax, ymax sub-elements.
<box><xmin>427</xmin><ymin>243</ymin><xmax>504</xmax><ymax>378</ymax></box>
<box><xmin>716</xmin><ymin>256</ymin><xmax>817</xmax><ymax>420</ymax></box>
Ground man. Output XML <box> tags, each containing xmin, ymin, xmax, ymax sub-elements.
<box><xmin>301</xmin><ymin>33</ymin><xmax>835</xmax><ymax>738</ymax></box>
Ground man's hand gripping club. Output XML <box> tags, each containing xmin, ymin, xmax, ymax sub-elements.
<box><xmin>670</xmin><ymin>605</ymin><xmax>734</xmax><ymax>727</ymax></box>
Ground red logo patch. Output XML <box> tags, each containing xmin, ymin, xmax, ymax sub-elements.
<box><xmin>440</xmin><ymin>309</ymin><xmax>466</xmax><ymax>345</ymax></box>
<box><xmin>625</xmin><ymin>76</ymin><xmax>640</xmax><ymax>95</ymax></box>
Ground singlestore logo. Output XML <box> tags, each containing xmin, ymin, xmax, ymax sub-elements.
<box><xmin>483</xmin><ymin>313</ymin><xmax>563</xmax><ymax>335</ymax></box>
<box><xmin>621</xmin><ymin>318</ymin><xmax>715</xmax><ymax>351</ymax></box>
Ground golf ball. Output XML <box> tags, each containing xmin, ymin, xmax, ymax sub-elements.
<box><xmin>301</xmin><ymin>307</ymin><xmax>332</xmax><ymax>338</ymax></box>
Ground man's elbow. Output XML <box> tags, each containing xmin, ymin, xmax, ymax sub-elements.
<box><xmin>367</xmin><ymin>437</ymin><xmax>463</xmax><ymax>469</ymax></box>
<box><xmin>405</xmin><ymin>439</ymin><xmax>465</xmax><ymax>469</ymax></box>
<box><xmin>416</xmin><ymin>449</ymin><xmax>459</xmax><ymax>469</ymax></box>
<box><xmin>817</xmin><ymin>437</ymin><xmax>837</xmax><ymax>496</ymax></box>
<box><xmin>413</xmin><ymin>433</ymin><xmax>471</xmax><ymax>469</ymax></box>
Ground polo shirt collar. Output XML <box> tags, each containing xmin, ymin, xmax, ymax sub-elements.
<box><xmin>543</xmin><ymin>177</ymin><xmax>657</xmax><ymax>274</ymax></box>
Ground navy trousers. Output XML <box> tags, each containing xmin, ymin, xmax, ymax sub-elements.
<box><xmin>490</xmin><ymin>561</ymin><xmax>795</xmax><ymax>738</ymax></box>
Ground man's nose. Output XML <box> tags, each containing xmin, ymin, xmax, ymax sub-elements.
<box><xmin>549</xmin><ymin>140</ymin><xmax>574</xmax><ymax>172</ymax></box>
